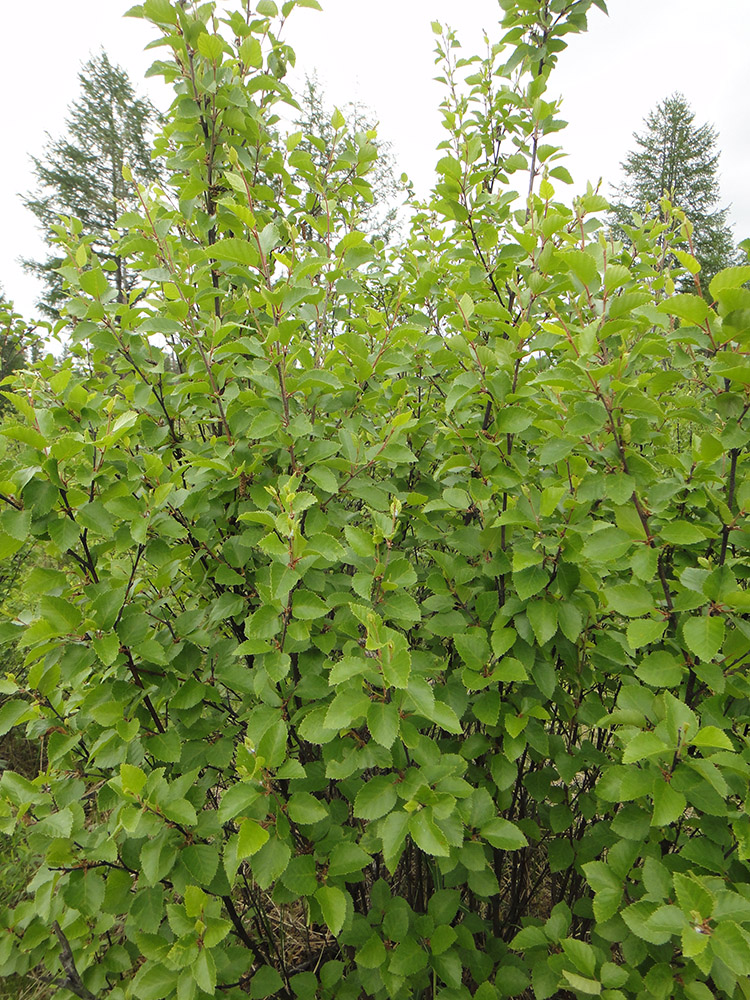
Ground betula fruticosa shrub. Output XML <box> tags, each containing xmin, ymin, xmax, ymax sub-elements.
<box><xmin>3</xmin><ymin>2</ymin><xmax>750</xmax><ymax>999</ymax></box>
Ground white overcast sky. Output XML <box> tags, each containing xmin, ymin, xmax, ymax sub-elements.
<box><xmin>3</xmin><ymin>0</ymin><xmax>750</xmax><ymax>319</ymax></box>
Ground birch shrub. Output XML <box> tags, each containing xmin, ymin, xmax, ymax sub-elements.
<box><xmin>2</xmin><ymin>2</ymin><xmax>750</xmax><ymax>1000</ymax></box>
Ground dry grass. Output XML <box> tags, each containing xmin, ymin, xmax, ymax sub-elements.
<box><xmin>0</xmin><ymin>974</ymin><xmax>50</xmax><ymax>1000</ymax></box>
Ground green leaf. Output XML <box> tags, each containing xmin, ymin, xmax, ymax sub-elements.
<box><xmin>307</xmin><ymin>465</ymin><xmax>338</xmax><ymax>493</ymax></box>
<box><xmin>711</xmin><ymin>921</ymin><xmax>750</xmax><ymax>975</ymax></box>
<box><xmin>659</xmin><ymin>521</ymin><xmax>706</xmax><ymax>545</ymax></box>
<box><xmin>526</xmin><ymin>600</ymin><xmax>558</xmax><ymax>646</ymax></box>
<box><xmin>367</xmin><ymin>701</ymin><xmax>399</xmax><ymax>748</ymax></box>
<box><xmin>561</xmin><ymin>938</ymin><xmax>596</xmax><ymax>977</ymax></box>
<box><xmin>206</xmin><ymin>238</ymin><xmax>259</xmax><ymax>266</ymax></box>
<box><xmin>558</xmin><ymin>603</ymin><xmax>582</xmax><ymax>642</ymax></box>
<box><xmin>583</xmin><ymin>527</ymin><xmax>633</xmax><ymax>562</ymax></box>
<box><xmin>657</xmin><ymin>294</ymin><xmax>711</xmax><ymax>325</ymax></box>
<box><xmin>692</xmin><ymin>726</ymin><xmax>733</xmax><ymax>750</ymax></box>
<box><xmin>194</xmin><ymin>948</ymin><xmax>217</xmax><ymax>995</ymax></box>
<box><xmin>496</xmin><ymin>408</ymin><xmax>534</xmax><ymax>434</ymax></box>
<box><xmin>454</xmin><ymin>629</ymin><xmax>490</xmax><ymax>670</ymax></box>
<box><xmin>181</xmin><ymin>845</ymin><xmax>218</xmax><ymax>887</ymax></box>
<box><xmin>248</xmin><ymin>410</ymin><xmax>282</xmax><ymax>439</ymax></box>
<box><xmin>161</xmin><ymin>798</ymin><xmax>197</xmax><ymax>826</ymax></box>
<box><xmin>490</xmin><ymin>626</ymin><xmax>516</xmax><ymax>657</ymax></box>
<box><xmin>328</xmin><ymin>841</ymin><xmax>371</xmax><ymax>879</ymax></box>
<box><xmin>93</xmin><ymin>631</ymin><xmax>120</xmax><ymax>666</ymax></box>
<box><xmin>120</xmin><ymin>763</ymin><xmax>148</xmax><ymax>796</ymax></box>
<box><xmin>238</xmin><ymin>819</ymin><xmax>270</xmax><ymax>859</ymax></box>
<box><xmin>217</xmin><ymin>783</ymin><xmax>261</xmax><ymax>824</ymax></box>
<box><xmin>561</xmin><ymin>249</ymin><xmax>598</xmax><ymax>285</ymax></box>
<box><xmin>197</xmin><ymin>32</ymin><xmax>224</xmax><ymax>61</ymax></box>
<box><xmin>673</xmin><ymin>873</ymin><xmax>714</xmax><ymax>918</ymax></box>
<box><xmin>0</xmin><ymin>700</ymin><xmax>31</xmax><ymax>737</ymax></box>
<box><xmin>80</xmin><ymin>268</ymin><xmax>110</xmax><ymax>298</ymax></box>
<box><xmin>292</xmin><ymin>589</ymin><xmax>329</xmax><ymax>620</ymax></box>
<box><xmin>480</xmin><ymin>818</ymin><xmax>528</xmax><ymax>850</ymax></box>
<box><xmin>354</xmin><ymin>776</ymin><xmax>398</xmax><ymax>821</ymax></box>
<box><xmin>251</xmin><ymin>837</ymin><xmax>292</xmax><ymax>890</ymax></box>
<box><xmin>431</xmin><ymin>924</ymin><xmax>458</xmax><ymax>955</ymax></box>
<box><xmin>380</xmin><ymin>811</ymin><xmax>410</xmax><ymax>873</ymax></box>
<box><xmin>1</xmin><ymin>508</ymin><xmax>30</xmax><ymax>541</ymax></box>
<box><xmin>561</xmin><ymin>971</ymin><xmax>601</xmax><ymax>995</ymax></box>
<box><xmin>356</xmin><ymin>933</ymin><xmax>387</xmax><ymax>968</ymax></box>
<box><xmin>494</xmin><ymin>658</ymin><xmax>528</xmax><ymax>682</ymax></box>
<box><xmin>316</xmin><ymin>885</ymin><xmax>347</xmax><ymax>936</ymax></box>
<box><xmin>381</xmin><ymin>633</ymin><xmax>411</xmax><ymax>689</ymax></box>
<box><xmin>132</xmin><ymin>963</ymin><xmax>175</xmax><ymax>1000</ymax></box>
<box><xmin>288</xmin><ymin>792</ymin><xmax>328</xmax><ymax>825</ymax></box>
<box><xmin>249</xmin><ymin>966</ymin><xmax>285</xmax><ymax>999</ymax></box>
<box><xmin>245</xmin><ymin>605</ymin><xmax>280</xmax><ymax>639</ymax></box>
<box><xmin>184</xmin><ymin>885</ymin><xmax>207</xmax><ymax>918</ymax></box>
<box><xmin>626</xmin><ymin>618</ymin><xmax>666</xmax><ymax>650</ymax></box>
<box><xmin>239</xmin><ymin>36</ymin><xmax>263</xmax><ymax>69</ymax></box>
<box><xmin>429</xmin><ymin>700</ymin><xmax>463</xmax><ymax>734</ymax></box>
<box><xmin>635</xmin><ymin>651</ymin><xmax>683</xmax><ymax>688</ymax></box>
<box><xmin>709</xmin><ymin>266</ymin><xmax>750</xmax><ymax>300</ymax></box>
<box><xmin>140</xmin><ymin>0</ymin><xmax>178</xmax><ymax>23</ymax></box>
<box><xmin>651</xmin><ymin>780</ymin><xmax>686</xmax><ymax>826</ymax></box>
<box><xmin>622</xmin><ymin>731</ymin><xmax>669</xmax><ymax>764</ymax></box>
<box><xmin>514</xmin><ymin>565</ymin><xmax>550</xmax><ymax>601</ymax></box>
<box><xmin>604</xmin><ymin>583</ymin><xmax>654</xmax><ymax>618</ymax></box>
<box><xmin>409</xmin><ymin>809</ymin><xmax>450</xmax><ymax>857</ymax></box>
<box><xmin>683</xmin><ymin>615</ymin><xmax>724</xmax><ymax>662</ymax></box>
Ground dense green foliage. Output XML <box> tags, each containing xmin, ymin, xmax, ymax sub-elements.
<box><xmin>3</xmin><ymin>3</ymin><xmax>750</xmax><ymax>1000</ymax></box>
<box><xmin>23</xmin><ymin>52</ymin><xmax>162</xmax><ymax>319</ymax></box>
<box><xmin>610</xmin><ymin>93</ymin><xmax>737</xmax><ymax>294</ymax></box>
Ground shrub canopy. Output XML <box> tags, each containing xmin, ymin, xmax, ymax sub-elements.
<box><xmin>3</xmin><ymin>3</ymin><xmax>750</xmax><ymax>1000</ymax></box>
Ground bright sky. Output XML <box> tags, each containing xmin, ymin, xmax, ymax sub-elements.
<box><xmin>3</xmin><ymin>0</ymin><xmax>750</xmax><ymax>319</ymax></box>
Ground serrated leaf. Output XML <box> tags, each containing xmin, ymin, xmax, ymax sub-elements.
<box><xmin>249</xmin><ymin>966</ymin><xmax>284</xmax><ymax>999</ymax></box>
<box><xmin>180</xmin><ymin>845</ymin><xmax>218</xmax><ymax>887</ymax></box>
<box><xmin>409</xmin><ymin>809</ymin><xmax>450</xmax><ymax>857</ymax></box>
<box><xmin>683</xmin><ymin>615</ymin><xmax>724</xmax><ymax>662</ymax></box>
<box><xmin>558</xmin><ymin>603</ymin><xmax>582</xmax><ymax>642</ymax></box>
<box><xmin>526</xmin><ymin>600</ymin><xmax>558</xmax><ymax>646</ymax></box>
<box><xmin>132</xmin><ymin>963</ymin><xmax>175</xmax><ymax>1000</ymax></box>
<box><xmin>288</xmin><ymin>792</ymin><xmax>328</xmax><ymax>825</ymax></box>
<box><xmin>238</xmin><ymin>819</ymin><xmax>270</xmax><ymax>859</ymax></box>
<box><xmin>354</xmin><ymin>776</ymin><xmax>398</xmax><ymax>820</ymax></box>
<box><xmin>367</xmin><ymin>701</ymin><xmax>399</xmax><ymax>747</ymax></box>
<box><xmin>315</xmin><ymin>885</ymin><xmax>346</xmax><ymax>936</ymax></box>
<box><xmin>604</xmin><ymin>583</ymin><xmax>655</xmax><ymax>617</ymax></box>
<box><xmin>626</xmin><ymin>618</ymin><xmax>666</xmax><ymax>649</ymax></box>
<box><xmin>691</xmin><ymin>726</ymin><xmax>733</xmax><ymax>750</ymax></box>
<box><xmin>480</xmin><ymin>817</ymin><xmax>528</xmax><ymax>850</ymax></box>
<box><xmin>356</xmin><ymin>933</ymin><xmax>386</xmax><ymax>968</ymax></box>
<box><xmin>292</xmin><ymin>589</ymin><xmax>329</xmax><ymax>620</ymax></box>
<box><xmin>657</xmin><ymin>294</ymin><xmax>711</xmax><ymax>325</ymax></box>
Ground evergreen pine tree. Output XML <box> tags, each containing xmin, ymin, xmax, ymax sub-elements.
<box><xmin>23</xmin><ymin>51</ymin><xmax>161</xmax><ymax>318</ymax></box>
<box><xmin>611</xmin><ymin>93</ymin><xmax>737</xmax><ymax>292</ymax></box>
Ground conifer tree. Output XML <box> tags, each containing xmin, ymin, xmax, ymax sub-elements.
<box><xmin>611</xmin><ymin>93</ymin><xmax>737</xmax><ymax>292</ymax></box>
<box><xmin>23</xmin><ymin>51</ymin><xmax>161</xmax><ymax>318</ymax></box>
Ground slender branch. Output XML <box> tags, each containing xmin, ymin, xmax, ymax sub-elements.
<box><xmin>51</xmin><ymin>922</ymin><xmax>96</xmax><ymax>1000</ymax></box>
<box><xmin>720</xmin><ymin>448</ymin><xmax>739</xmax><ymax>565</ymax></box>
